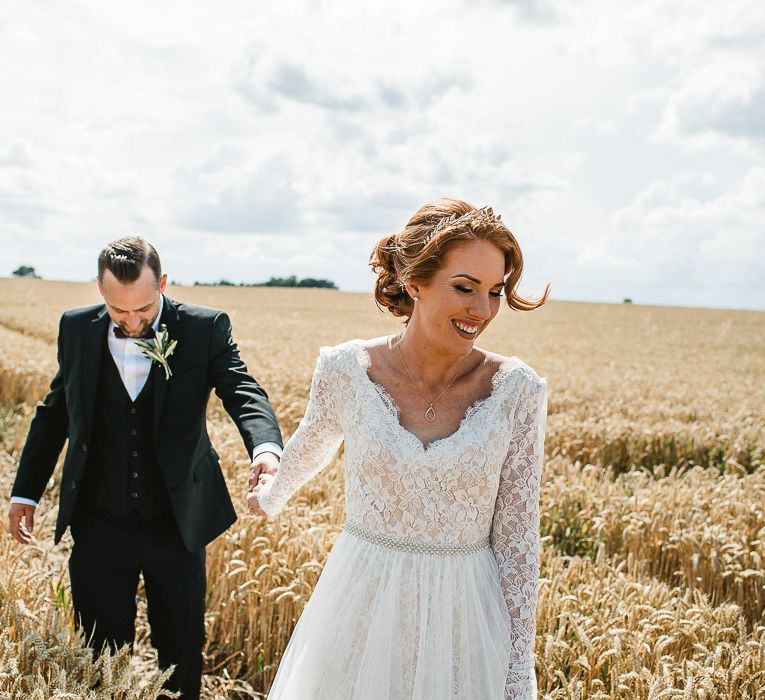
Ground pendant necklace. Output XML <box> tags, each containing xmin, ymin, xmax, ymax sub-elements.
<box><xmin>396</xmin><ymin>332</ymin><xmax>467</xmax><ymax>422</ymax></box>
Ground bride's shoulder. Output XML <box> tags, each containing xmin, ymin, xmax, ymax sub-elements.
<box><xmin>327</xmin><ymin>336</ymin><xmax>393</xmax><ymax>361</ymax></box>
<box><xmin>314</xmin><ymin>338</ymin><xmax>373</xmax><ymax>371</ymax></box>
<box><xmin>477</xmin><ymin>349</ymin><xmax>546</xmax><ymax>387</ymax></box>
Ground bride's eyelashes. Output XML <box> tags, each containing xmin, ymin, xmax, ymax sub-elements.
<box><xmin>452</xmin><ymin>284</ymin><xmax>504</xmax><ymax>299</ymax></box>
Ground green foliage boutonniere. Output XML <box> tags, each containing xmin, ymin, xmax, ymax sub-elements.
<box><xmin>135</xmin><ymin>324</ymin><xmax>177</xmax><ymax>380</ymax></box>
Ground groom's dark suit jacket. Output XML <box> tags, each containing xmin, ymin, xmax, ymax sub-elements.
<box><xmin>11</xmin><ymin>295</ymin><xmax>282</xmax><ymax>551</ymax></box>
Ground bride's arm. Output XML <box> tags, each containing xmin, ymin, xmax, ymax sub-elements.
<box><xmin>490</xmin><ymin>373</ymin><xmax>548</xmax><ymax>700</ymax></box>
<box><xmin>251</xmin><ymin>348</ymin><xmax>344</xmax><ymax>517</ymax></box>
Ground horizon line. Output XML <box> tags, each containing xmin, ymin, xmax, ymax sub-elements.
<box><xmin>1</xmin><ymin>275</ymin><xmax>763</xmax><ymax>314</ymax></box>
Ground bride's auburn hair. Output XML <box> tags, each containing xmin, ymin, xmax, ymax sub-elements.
<box><xmin>370</xmin><ymin>198</ymin><xmax>551</xmax><ymax>319</ymax></box>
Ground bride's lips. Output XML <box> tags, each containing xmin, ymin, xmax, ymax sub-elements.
<box><xmin>451</xmin><ymin>319</ymin><xmax>479</xmax><ymax>340</ymax></box>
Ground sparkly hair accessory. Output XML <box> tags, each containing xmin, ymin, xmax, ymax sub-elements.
<box><xmin>423</xmin><ymin>206</ymin><xmax>501</xmax><ymax>246</ymax></box>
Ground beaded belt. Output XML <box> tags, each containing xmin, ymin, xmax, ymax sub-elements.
<box><xmin>344</xmin><ymin>522</ymin><xmax>491</xmax><ymax>555</ymax></box>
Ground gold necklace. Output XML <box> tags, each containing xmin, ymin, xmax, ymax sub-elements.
<box><xmin>396</xmin><ymin>332</ymin><xmax>467</xmax><ymax>422</ymax></box>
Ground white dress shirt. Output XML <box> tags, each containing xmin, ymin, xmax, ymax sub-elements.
<box><xmin>11</xmin><ymin>296</ymin><xmax>281</xmax><ymax>507</ymax></box>
<box><xmin>107</xmin><ymin>296</ymin><xmax>164</xmax><ymax>401</ymax></box>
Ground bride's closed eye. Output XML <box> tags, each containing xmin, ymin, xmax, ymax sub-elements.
<box><xmin>453</xmin><ymin>284</ymin><xmax>503</xmax><ymax>298</ymax></box>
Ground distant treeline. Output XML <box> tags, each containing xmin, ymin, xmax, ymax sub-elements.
<box><xmin>12</xmin><ymin>265</ymin><xmax>40</xmax><ymax>278</ymax></box>
<box><xmin>194</xmin><ymin>275</ymin><xmax>337</xmax><ymax>289</ymax></box>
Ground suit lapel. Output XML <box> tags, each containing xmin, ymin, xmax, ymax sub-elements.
<box><xmin>153</xmin><ymin>295</ymin><xmax>179</xmax><ymax>434</ymax></box>
<box><xmin>82</xmin><ymin>306</ymin><xmax>110</xmax><ymax>435</ymax></box>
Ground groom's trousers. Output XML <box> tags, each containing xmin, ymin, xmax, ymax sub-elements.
<box><xmin>69</xmin><ymin>506</ymin><xmax>206</xmax><ymax>699</ymax></box>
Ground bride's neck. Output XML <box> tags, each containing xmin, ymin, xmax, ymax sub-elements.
<box><xmin>395</xmin><ymin>322</ymin><xmax>470</xmax><ymax>388</ymax></box>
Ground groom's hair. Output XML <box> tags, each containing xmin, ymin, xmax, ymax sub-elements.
<box><xmin>98</xmin><ymin>237</ymin><xmax>162</xmax><ymax>286</ymax></box>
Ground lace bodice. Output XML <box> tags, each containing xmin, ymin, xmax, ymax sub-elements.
<box><xmin>258</xmin><ymin>340</ymin><xmax>548</xmax><ymax>699</ymax></box>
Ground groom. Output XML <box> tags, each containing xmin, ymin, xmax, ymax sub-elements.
<box><xmin>7</xmin><ymin>237</ymin><xmax>283</xmax><ymax>699</ymax></box>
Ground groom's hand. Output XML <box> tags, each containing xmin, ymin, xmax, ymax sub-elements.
<box><xmin>249</xmin><ymin>451</ymin><xmax>280</xmax><ymax>491</ymax></box>
<box><xmin>8</xmin><ymin>502</ymin><xmax>36</xmax><ymax>544</ymax></box>
<box><xmin>247</xmin><ymin>451</ymin><xmax>279</xmax><ymax>516</ymax></box>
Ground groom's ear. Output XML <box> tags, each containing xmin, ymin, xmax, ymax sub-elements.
<box><xmin>159</xmin><ymin>273</ymin><xmax>168</xmax><ymax>294</ymax></box>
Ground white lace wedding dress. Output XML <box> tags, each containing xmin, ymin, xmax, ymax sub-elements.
<box><xmin>257</xmin><ymin>339</ymin><xmax>548</xmax><ymax>699</ymax></box>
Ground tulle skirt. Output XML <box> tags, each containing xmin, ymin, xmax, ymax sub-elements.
<box><xmin>266</xmin><ymin>529</ymin><xmax>511</xmax><ymax>699</ymax></box>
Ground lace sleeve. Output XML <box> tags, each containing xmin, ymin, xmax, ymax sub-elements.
<box><xmin>256</xmin><ymin>348</ymin><xmax>344</xmax><ymax>517</ymax></box>
<box><xmin>491</xmin><ymin>374</ymin><xmax>548</xmax><ymax>700</ymax></box>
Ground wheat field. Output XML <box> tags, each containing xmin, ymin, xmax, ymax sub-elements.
<box><xmin>1</xmin><ymin>277</ymin><xmax>764</xmax><ymax>699</ymax></box>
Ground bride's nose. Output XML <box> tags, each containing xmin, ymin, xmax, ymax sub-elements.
<box><xmin>467</xmin><ymin>294</ymin><xmax>492</xmax><ymax>321</ymax></box>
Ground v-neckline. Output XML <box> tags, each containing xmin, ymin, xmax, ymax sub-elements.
<box><xmin>351</xmin><ymin>340</ymin><xmax>519</xmax><ymax>454</ymax></box>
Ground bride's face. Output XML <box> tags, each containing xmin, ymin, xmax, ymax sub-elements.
<box><xmin>407</xmin><ymin>239</ymin><xmax>506</xmax><ymax>353</ymax></box>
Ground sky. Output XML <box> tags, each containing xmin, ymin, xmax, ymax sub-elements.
<box><xmin>1</xmin><ymin>0</ymin><xmax>764</xmax><ymax>310</ymax></box>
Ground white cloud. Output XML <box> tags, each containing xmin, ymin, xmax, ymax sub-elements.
<box><xmin>656</xmin><ymin>59</ymin><xmax>765</xmax><ymax>151</ymax></box>
<box><xmin>605</xmin><ymin>168</ymin><xmax>765</xmax><ymax>303</ymax></box>
<box><xmin>0</xmin><ymin>142</ymin><xmax>33</xmax><ymax>168</ymax></box>
<box><xmin>0</xmin><ymin>0</ymin><xmax>763</xmax><ymax>309</ymax></box>
<box><xmin>173</xmin><ymin>153</ymin><xmax>304</xmax><ymax>234</ymax></box>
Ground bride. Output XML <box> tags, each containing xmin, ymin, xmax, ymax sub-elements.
<box><xmin>248</xmin><ymin>198</ymin><xmax>550</xmax><ymax>699</ymax></box>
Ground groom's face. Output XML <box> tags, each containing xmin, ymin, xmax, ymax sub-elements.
<box><xmin>98</xmin><ymin>265</ymin><xmax>168</xmax><ymax>338</ymax></box>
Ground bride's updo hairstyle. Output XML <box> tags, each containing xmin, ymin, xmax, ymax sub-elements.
<box><xmin>370</xmin><ymin>198</ymin><xmax>551</xmax><ymax>320</ymax></box>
